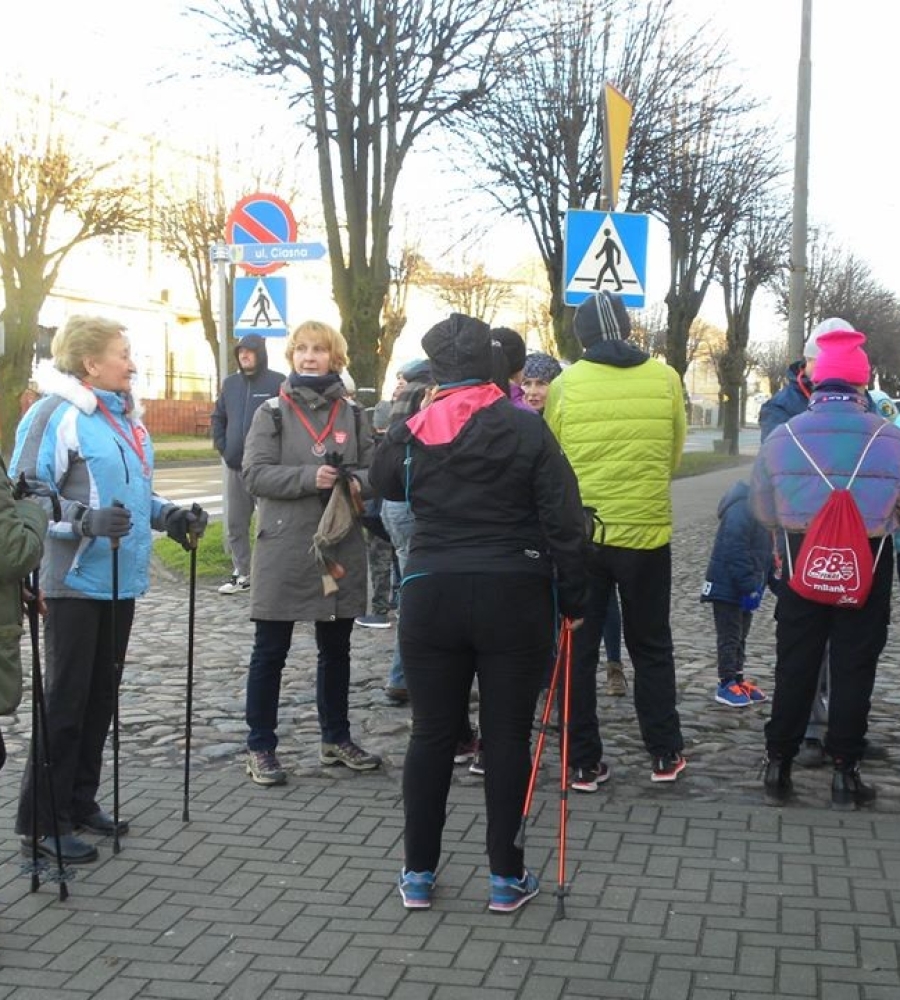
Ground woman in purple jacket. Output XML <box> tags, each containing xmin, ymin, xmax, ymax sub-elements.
<box><xmin>752</xmin><ymin>328</ymin><xmax>900</xmax><ymax>809</ymax></box>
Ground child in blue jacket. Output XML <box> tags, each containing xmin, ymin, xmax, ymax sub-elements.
<box><xmin>701</xmin><ymin>479</ymin><xmax>773</xmax><ymax>707</ymax></box>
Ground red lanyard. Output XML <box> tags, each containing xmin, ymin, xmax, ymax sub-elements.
<box><xmin>91</xmin><ymin>393</ymin><xmax>150</xmax><ymax>476</ymax></box>
<box><xmin>279</xmin><ymin>390</ymin><xmax>341</xmax><ymax>457</ymax></box>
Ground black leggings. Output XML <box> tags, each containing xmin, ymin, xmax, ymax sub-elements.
<box><xmin>400</xmin><ymin>572</ymin><xmax>552</xmax><ymax>877</ymax></box>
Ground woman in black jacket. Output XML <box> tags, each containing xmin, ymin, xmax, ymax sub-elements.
<box><xmin>370</xmin><ymin>313</ymin><xmax>588</xmax><ymax>914</ymax></box>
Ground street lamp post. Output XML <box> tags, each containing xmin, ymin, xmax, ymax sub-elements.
<box><xmin>788</xmin><ymin>0</ymin><xmax>813</xmax><ymax>360</ymax></box>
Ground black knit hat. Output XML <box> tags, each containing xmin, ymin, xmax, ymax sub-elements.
<box><xmin>490</xmin><ymin>327</ymin><xmax>527</xmax><ymax>376</ymax></box>
<box><xmin>421</xmin><ymin>313</ymin><xmax>493</xmax><ymax>385</ymax></box>
<box><xmin>573</xmin><ymin>291</ymin><xmax>631</xmax><ymax>348</ymax></box>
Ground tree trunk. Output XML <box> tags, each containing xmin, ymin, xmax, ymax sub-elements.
<box><xmin>0</xmin><ymin>307</ymin><xmax>41</xmax><ymax>459</ymax></box>
<box><xmin>339</xmin><ymin>274</ymin><xmax>390</xmax><ymax>394</ymax></box>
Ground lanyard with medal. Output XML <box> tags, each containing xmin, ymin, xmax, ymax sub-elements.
<box><xmin>91</xmin><ymin>392</ymin><xmax>151</xmax><ymax>477</ymax></box>
<box><xmin>279</xmin><ymin>389</ymin><xmax>343</xmax><ymax>457</ymax></box>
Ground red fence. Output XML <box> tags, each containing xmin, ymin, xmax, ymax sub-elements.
<box><xmin>142</xmin><ymin>399</ymin><xmax>213</xmax><ymax>436</ymax></box>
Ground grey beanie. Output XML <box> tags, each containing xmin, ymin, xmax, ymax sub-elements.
<box><xmin>573</xmin><ymin>291</ymin><xmax>631</xmax><ymax>348</ymax></box>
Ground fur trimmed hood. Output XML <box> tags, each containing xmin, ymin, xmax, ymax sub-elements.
<box><xmin>34</xmin><ymin>360</ymin><xmax>143</xmax><ymax>419</ymax></box>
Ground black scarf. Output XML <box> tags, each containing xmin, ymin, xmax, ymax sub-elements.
<box><xmin>288</xmin><ymin>371</ymin><xmax>343</xmax><ymax>394</ymax></box>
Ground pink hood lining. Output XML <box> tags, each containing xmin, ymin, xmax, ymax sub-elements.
<box><xmin>406</xmin><ymin>383</ymin><xmax>505</xmax><ymax>445</ymax></box>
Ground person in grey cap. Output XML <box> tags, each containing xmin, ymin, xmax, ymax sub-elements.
<box><xmin>544</xmin><ymin>290</ymin><xmax>687</xmax><ymax>785</ymax></box>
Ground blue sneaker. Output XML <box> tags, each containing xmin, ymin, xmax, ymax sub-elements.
<box><xmin>488</xmin><ymin>869</ymin><xmax>540</xmax><ymax>913</ymax></box>
<box><xmin>398</xmin><ymin>869</ymin><xmax>435</xmax><ymax>909</ymax></box>
<box><xmin>715</xmin><ymin>681</ymin><xmax>751</xmax><ymax>707</ymax></box>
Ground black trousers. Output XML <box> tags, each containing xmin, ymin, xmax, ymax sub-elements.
<box><xmin>765</xmin><ymin>543</ymin><xmax>893</xmax><ymax>763</ymax></box>
<box><xmin>399</xmin><ymin>573</ymin><xmax>552</xmax><ymax>877</ymax></box>
<box><xmin>16</xmin><ymin>597</ymin><xmax>134</xmax><ymax>836</ymax></box>
<box><xmin>568</xmin><ymin>543</ymin><xmax>683</xmax><ymax>764</ymax></box>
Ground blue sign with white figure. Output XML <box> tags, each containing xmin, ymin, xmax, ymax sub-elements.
<box><xmin>563</xmin><ymin>210</ymin><xmax>649</xmax><ymax>308</ymax></box>
<box><xmin>233</xmin><ymin>276</ymin><xmax>288</xmax><ymax>337</ymax></box>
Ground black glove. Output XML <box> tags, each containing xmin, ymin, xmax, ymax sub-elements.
<box><xmin>14</xmin><ymin>474</ymin><xmax>63</xmax><ymax>521</ymax></box>
<box><xmin>78</xmin><ymin>505</ymin><xmax>132</xmax><ymax>539</ymax></box>
<box><xmin>165</xmin><ymin>504</ymin><xmax>209</xmax><ymax>551</ymax></box>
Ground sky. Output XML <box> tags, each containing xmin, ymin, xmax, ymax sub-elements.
<box><xmin>8</xmin><ymin>0</ymin><xmax>900</xmax><ymax>306</ymax></box>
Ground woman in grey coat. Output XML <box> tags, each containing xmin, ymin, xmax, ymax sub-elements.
<box><xmin>241</xmin><ymin>320</ymin><xmax>381</xmax><ymax>785</ymax></box>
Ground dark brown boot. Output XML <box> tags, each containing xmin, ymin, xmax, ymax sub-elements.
<box><xmin>831</xmin><ymin>760</ymin><xmax>877</xmax><ymax>810</ymax></box>
<box><xmin>762</xmin><ymin>755</ymin><xmax>794</xmax><ymax>803</ymax></box>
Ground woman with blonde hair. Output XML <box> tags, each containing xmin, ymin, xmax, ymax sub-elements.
<box><xmin>241</xmin><ymin>320</ymin><xmax>381</xmax><ymax>785</ymax></box>
<box><xmin>10</xmin><ymin>315</ymin><xmax>207</xmax><ymax>863</ymax></box>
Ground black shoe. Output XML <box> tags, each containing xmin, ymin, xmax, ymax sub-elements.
<box><xmin>20</xmin><ymin>833</ymin><xmax>98</xmax><ymax>863</ymax></box>
<box><xmin>832</xmin><ymin>762</ymin><xmax>877</xmax><ymax>811</ymax></box>
<box><xmin>76</xmin><ymin>810</ymin><xmax>130</xmax><ymax>835</ymax></box>
<box><xmin>862</xmin><ymin>740</ymin><xmax>889</xmax><ymax>762</ymax></box>
<box><xmin>796</xmin><ymin>738</ymin><xmax>827</xmax><ymax>768</ymax></box>
<box><xmin>762</xmin><ymin>755</ymin><xmax>794</xmax><ymax>803</ymax></box>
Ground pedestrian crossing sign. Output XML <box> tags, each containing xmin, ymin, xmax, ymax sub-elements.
<box><xmin>563</xmin><ymin>210</ymin><xmax>649</xmax><ymax>308</ymax></box>
<box><xmin>233</xmin><ymin>276</ymin><xmax>288</xmax><ymax>337</ymax></box>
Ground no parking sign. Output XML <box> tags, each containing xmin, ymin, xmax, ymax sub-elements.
<box><xmin>225</xmin><ymin>193</ymin><xmax>297</xmax><ymax>276</ymax></box>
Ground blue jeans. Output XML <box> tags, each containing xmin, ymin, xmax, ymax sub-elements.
<box><xmin>603</xmin><ymin>587</ymin><xmax>622</xmax><ymax>662</ymax></box>
<box><xmin>246</xmin><ymin>618</ymin><xmax>354</xmax><ymax>750</ymax></box>
<box><xmin>381</xmin><ymin>500</ymin><xmax>416</xmax><ymax>689</ymax></box>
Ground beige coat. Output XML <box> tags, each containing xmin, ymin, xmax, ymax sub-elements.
<box><xmin>242</xmin><ymin>378</ymin><xmax>373</xmax><ymax>622</ymax></box>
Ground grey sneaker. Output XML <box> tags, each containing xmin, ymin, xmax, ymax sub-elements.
<box><xmin>246</xmin><ymin>750</ymin><xmax>286</xmax><ymax>786</ymax></box>
<box><xmin>320</xmin><ymin>740</ymin><xmax>382</xmax><ymax>771</ymax></box>
<box><xmin>354</xmin><ymin>613</ymin><xmax>391</xmax><ymax>629</ymax></box>
<box><xmin>219</xmin><ymin>574</ymin><xmax>250</xmax><ymax>595</ymax></box>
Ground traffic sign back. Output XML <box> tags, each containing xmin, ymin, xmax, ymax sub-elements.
<box><xmin>226</xmin><ymin>193</ymin><xmax>297</xmax><ymax>276</ymax></box>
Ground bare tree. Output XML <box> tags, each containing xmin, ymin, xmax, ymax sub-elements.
<box><xmin>0</xmin><ymin>92</ymin><xmax>147</xmax><ymax>454</ymax></box>
<box><xmin>157</xmin><ymin>161</ymin><xmax>233</xmax><ymax>383</ymax></box>
<box><xmin>202</xmin><ymin>0</ymin><xmax>527</xmax><ymax>390</ymax></box>
<box><xmin>748</xmin><ymin>339</ymin><xmax>790</xmax><ymax>395</ymax></box>
<box><xmin>379</xmin><ymin>244</ymin><xmax>424</xmax><ymax>383</ymax></box>
<box><xmin>452</xmin><ymin>0</ymin><xmax>732</xmax><ymax>358</ymax></box>
<box><xmin>429</xmin><ymin>262</ymin><xmax>513</xmax><ymax>324</ymax></box>
<box><xmin>714</xmin><ymin>196</ymin><xmax>791</xmax><ymax>453</ymax></box>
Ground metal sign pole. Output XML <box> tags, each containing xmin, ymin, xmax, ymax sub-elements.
<box><xmin>212</xmin><ymin>242</ymin><xmax>231</xmax><ymax>529</ymax></box>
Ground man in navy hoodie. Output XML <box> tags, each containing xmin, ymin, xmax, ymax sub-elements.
<box><xmin>210</xmin><ymin>333</ymin><xmax>282</xmax><ymax>594</ymax></box>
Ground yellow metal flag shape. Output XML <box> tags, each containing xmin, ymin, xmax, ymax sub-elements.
<box><xmin>602</xmin><ymin>83</ymin><xmax>633</xmax><ymax>211</ymax></box>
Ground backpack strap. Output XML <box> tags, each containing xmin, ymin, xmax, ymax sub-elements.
<box><xmin>785</xmin><ymin>421</ymin><xmax>886</xmax><ymax>491</ymax></box>
<box><xmin>783</xmin><ymin>421</ymin><xmax>889</xmax><ymax>581</ymax></box>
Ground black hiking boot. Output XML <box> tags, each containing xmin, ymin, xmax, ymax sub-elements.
<box><xmin>762</xmin><ymin>754</ymin><xmax>794</xmax><ymax>803</ymax></box>
<box><xmin>831</xmin><ymin>760</ymin><xmax>877</xmax><ymax>811</ymax></box>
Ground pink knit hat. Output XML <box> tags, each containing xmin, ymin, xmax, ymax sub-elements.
<box><xmin>812</xmin><ymin>329</ymin><xmax>870</xmax><ymax>386</ymax></box>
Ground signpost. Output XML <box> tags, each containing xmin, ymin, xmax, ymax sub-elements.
<box><xmin>228</xmin><ymin>242</ymin><xmax>327</xmax><ymax>266</ymax></box>
<box><xmin>225</xmin><ymin>193</ymin><xmax>298</xmax><ymax>276</ymax></box>
<box><xmin>563</xmin><ymin>210</ymin><xmax>649</xmax><ymax>308</ymax></box>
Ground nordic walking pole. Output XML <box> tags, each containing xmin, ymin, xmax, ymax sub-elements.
<box><xmin>555</xmin><ymin>620</ymin><xmax>574</xmax><ymax>921</ymax></box>
<box><xmin>182</xmin><ymin>503</ymin><xmax>203</xmax><ymax>823</ymax></box>
<box><xmin>110</xmin><ymin>513</ymin><xmax>123</xmax><ymax>856</ymax></box>
<box><xmin>514</xmin><ymin>623</ymin><xmax>565</xmax><ymax>852</ymax></box>
<box><xmin>26</xmin><ymin>570</ymin><xmax>68</xmax><ymax>900</ymax></box>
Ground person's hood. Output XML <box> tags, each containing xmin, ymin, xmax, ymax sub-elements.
<box><xmin>34</xmin><ymin>359</ymin><xmax>142</xmax><ymax>418</ymax></box>
<box><xmin>717</xmin><ymin>479</ymin><xmax>750</xmax><ymax>520</ymax></box>
<box><xmin>582</xmin><ymin>338</ymin><xmax>650</xmax><ymax>368</ymax></box>
<box><xmin>234</xmin><ymin>332</ymin><xmax>269</xmax><ymax>373</ymax></box>
<box><xmin>403</xmin><ymin>383</ymin><xmax>519</xmax><ymax>482</ymax></box>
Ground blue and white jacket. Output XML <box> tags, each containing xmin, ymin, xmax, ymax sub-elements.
<box><xmin>10</xmin><ymin>364</ymin><xmax>175</xmax><ymax>600</ymax></box>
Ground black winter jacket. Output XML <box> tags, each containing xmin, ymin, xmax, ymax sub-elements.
<box><xmin>369</xmin><ymin>382</ymin><xmax>589</xmax><ymax>619</ymax></box>
<box><xmin>210</xmin><ymin>334</ymin><xmax>283</xmax><ymax>469</ymax></box>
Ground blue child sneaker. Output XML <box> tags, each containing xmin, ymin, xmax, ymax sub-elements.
<box><xmin>488</xmin><ymin>869</ymin><xmax>540</xmax><ymax>913</ymax></box>
<box><xmin>714</xmin><ymin>681</ymin><xmax>751</xmax><ymax>707</ymax></box>
<box><xmin>398</xmin><ymin>869</ymin><xmax>435</xmax><ymax>909</ymax></box>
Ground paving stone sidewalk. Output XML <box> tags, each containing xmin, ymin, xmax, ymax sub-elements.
<box><xmin>1</xmin><ymin>463</ymin><xmax>899</xmax><ymax>998</ymax></box>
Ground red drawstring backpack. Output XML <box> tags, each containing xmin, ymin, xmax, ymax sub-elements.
<box><xmin>784</xmin><ymin>423</ymin><xmax>888</xmax><ymax>608</ymax></box>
